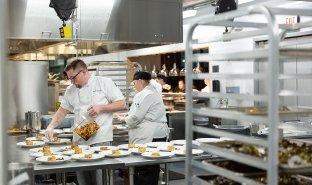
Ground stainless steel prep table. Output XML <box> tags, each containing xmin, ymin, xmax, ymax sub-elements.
<box><xmin>115</xmin><ymin>154</ymin><xmax>214</xmax><ymax>185</ymax></box>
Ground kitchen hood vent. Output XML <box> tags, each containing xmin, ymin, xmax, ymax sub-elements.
<box><xmin>8</xmin><ymin>0</ymin><xmax>182</xmax><ymax>60</ymax></box>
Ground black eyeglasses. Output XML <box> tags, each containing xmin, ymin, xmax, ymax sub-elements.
<box><xmin>69</xmin><ymin>70</ymin><xmax>82</xmax><ymax>82</ymax></box>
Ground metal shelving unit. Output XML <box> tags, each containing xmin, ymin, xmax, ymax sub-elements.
<box><xmin>185</xmin><ymin>3</ymin><xmax>312</xmax><ymax>185</ymax></box>
<box><xmin>88</xmin><ymin>61</ymin><xmax>142</xmax><ymax>109</ymax></box>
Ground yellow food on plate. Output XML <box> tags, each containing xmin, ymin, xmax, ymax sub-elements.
<box><xmin>245</xmin><ymin>107</ymin><xmax>258</xmax><ymax>113</ymax></box>
<box><xmin>51</xmin><ymin>137</ymin><xmax>61</xmax><ymax>142</ymax></box>
<box><xmin>47</xmin><ymin>156</ymin><xmax>63</xmax><ymax>161</ymax></box>
<box><xmin>151</xmin><ymin>152</ymin><xmax>160</xmax><ymax>157</ymax></box>
<box><xmin>25</xmin><ymin>140</ymin><xmax>33</xmax><ymax>145</ymax></box>
<box><xmin>138</xmin><ymin>147</ymin><xmax>146</xmax><ymax>153</ymax></box>
<box><xmin>112</xmin><ymin>125</ymin><xmax>118</xmax><ymax>129</ymax></box>
<box><xmin>167</xmin><ymin>145</ymin><xmax>176</xmax><ymax>151</ymax></box>
<box><xmin>100</xmin><ymin>146</ymin><xmax>108</xmax><ymax>150</ymax></box>
<box><xmin>71</xmin><ymin>144</ymin><xmax>78</xmax><ymax>149</ymax></box>
<box><xmin>43</xmin><ymin>150</ymin><xmax>53</xmax><ymax>156</ymax></box>
<box><xmin>112</xmin><ymin>150</ymin><xmax>121</xmax><ymax>155</ymax></box>
<box><xmin>84</xmin><ymin>154</ymin><xmax>93</xmax><ymax>158</ymax></box>
<box><xmin>35</xmin><ymin>135</ymin><xmax>43</xmax><ymax>140</ymax></box>
<box><xmin>74</xmin><ymin>147</ymin><xmax>82</xmax><ymax>154</ymax></box>
<box><xmin>128</xmin><ymin>143</ymin><xmax>136</xmax><ymax>148</ymax></box>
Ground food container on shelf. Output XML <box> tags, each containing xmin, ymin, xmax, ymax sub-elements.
<box><xmin>71</xmin><ymin>113</ymin><xmax>100</xmax><ymax>141</ymax></box>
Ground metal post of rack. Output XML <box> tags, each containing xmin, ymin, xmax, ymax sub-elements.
<box><xmin>185</xmin><ymin>3</ymin><xmax>312</xmax><ymax>185</ymax></box>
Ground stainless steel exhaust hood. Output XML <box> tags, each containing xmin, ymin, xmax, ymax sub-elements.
<box><xmin>8</xmin><ymin>0</ymin><xmax>182</xmax><ymax>60</ymax></box>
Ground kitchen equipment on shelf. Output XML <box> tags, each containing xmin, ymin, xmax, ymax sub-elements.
<box><xmin>193</xmin><ymin>62</ymin><xmax>202</xmax><ymax>74</ymax></box>
<box><xmin>169</xmin><ymin>63</ymin><xmax>179</xmax><ymax>76</ymax></box>
<box><xmin>71</xmin><ymin>113</ymin><xmax>100</xmax><ymax>141</ymax></box>
<box><xmin>151</xmin><ymin>65</ymin><xmax>157</xmax><ymax>78</ymax></box>
<box><xmin>158</xmin><ymin>64</ymin><xmax>168</xmax><ymax>77</ymax></box>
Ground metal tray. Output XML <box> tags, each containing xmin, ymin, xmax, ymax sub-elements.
<box><xmin>203</xmin><ymin>159</ymin><xmax>265</xmax><ymax>176</ymax></box>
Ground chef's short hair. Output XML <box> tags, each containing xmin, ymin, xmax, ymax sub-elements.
<box><xmin>133</xmin><ymin>71</ymin><xmax>152</xmax><ymax>81</ymax></box>
<box><xmin>64</xmin><ymin>59</ymin><xmax>87</xmax><ymax>72</ymax></box>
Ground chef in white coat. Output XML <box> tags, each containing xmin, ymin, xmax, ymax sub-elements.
<box><xmin>118</xmin><ymin>71</ymin><xmax>169</xmax><ymax>185</ymax></box>
<box><xmin>45</xmin><ymin>59</ymin><xmax>126</xmax><ymax>185</ymax></box>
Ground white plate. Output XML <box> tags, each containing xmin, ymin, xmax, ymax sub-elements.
<box><xmin>169</xmin><ymin>140</ymin><xmax>187</xmax><ymax>146</ymax></box>
<box><xmin>36</xmin><ymin>155</ymin><xmax>71</xmax><ymax>164</ymax></box>
<box><xmin>220</xmin><ymin>137</ymin><xmax>235</xmax><ymax>141</ymax></box>
<box><xmin>63</xmin><ymin>149</ymin><xmax>94</xmax><ymax>156</ymax></box>
<box><xmin>91</xmin><ymin>146</ymin><xmax>119</xmax><ymax>152</ymax></box>
<box><xmin>45</xmin><ymin>138</ymin><xmax>71</xmax><ymax>145</ymax></box>
<box><xmin>62</xmin><ymin>128</ymin><xmax>73</xmax><ymax>133</ymax></box>
<box><xmin>71</xmin><ymin>153</ymin><xmax>105</xmax><ymax>161</ymax></box>
<box><xmin>26</xmin><ymin>136</ymin><xmax>46</xmax><ymax>141</ymax></box>
<box><xmin>157</xmin><ymin>145</ymin><xmax>184</xmax><ymax>152</ymax></box>
<box><xmin>141</xmin><ymin>151</ymin><xmax>175</xmax><ymax>159</ymax></box>
<box><xmin>29</xmin><ymin>152</ymin><xmax>63</xmax><ymax>158</ymax></box>
<box><xmin>195</xmin><ymin>138</ymin><xmax>222</xmax><ymax>143</ymax></box>
<box><xmin>61</xmin><ymin>145</ymin><xmax>90</xmax><ymax>151</ymax></box>
<box><xmin>40</xmin><ymin>129</ymin><xmax>63</xmax><ymax>135</ymax></box>
<box><xmin>129</xmin><ymin>147</ymin><xmax>158</xmax><ymax>155</ymax></box>
<box><xmin>29</xmin><ymin>147</ymin><xmax>61</xmax><ymax>153</ymax></box>
<box><xmin>99</xmin><ymin>150</ymin><xmax>131</xmax><ymax>158</ymax></box>
<box><xmin>146</xmin><ymin>142</ymin><xmax>170</xmax><ymax>148</ymax></box>
<box><xmin>118</xmin><ymin>144</ymin><xmax>146</xmax><ymax>150</ymax></box>
<box><xmin>16</xmin><ymin>141</ymin><xmax>45</xmax><ymax>148</ymax></box>
<box><xmin>173</xmin><ymin>149</ymin><xmax>204</xmax><ymax>156</ymax></box>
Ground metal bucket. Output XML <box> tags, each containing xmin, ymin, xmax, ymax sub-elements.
<box><xmin>25</xmin><ymin>111</ymin><xmax>41</xmax><ymax>132</ymax></box>
<box><xmin>8</xmin><ymin>162</ymin><xmax>34</xmax><ymax>185</ymax></box>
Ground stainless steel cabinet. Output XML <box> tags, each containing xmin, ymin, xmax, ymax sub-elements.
<box><xmin>9</xmin><ymin>0</ymin><xmax>64</xmax><ymax>39</ymax></box>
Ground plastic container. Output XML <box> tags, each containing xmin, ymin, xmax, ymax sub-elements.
<box><xmin>71</xmin><ymin>113</ymin><xmax>100</xmax><ymax>141</ymax></box>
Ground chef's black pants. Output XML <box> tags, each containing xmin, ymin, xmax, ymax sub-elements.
<box><xmin>134</xmin><ymin>137</ymin><xmax>167</xmax><ymax>185</ymax></box>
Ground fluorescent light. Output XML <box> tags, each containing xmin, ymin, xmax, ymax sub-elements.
<box><xmin>183</xmin><ymin>10</ymin><xmax>197</xmax><ymax>19</ymax></box>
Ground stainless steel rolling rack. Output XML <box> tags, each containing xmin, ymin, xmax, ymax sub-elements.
<box><xmin>88</xmin><ymin>61</ymin><xmax>142</xmax><ymax>109</ymax></box>
<box><xmin>185</xmin><ymin>3</ymin><xmax>312</xmax><ymax>185</ymax></box>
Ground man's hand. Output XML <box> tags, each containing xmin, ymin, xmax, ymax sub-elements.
<box><xmin>45</xmin><ymin>125</ymin><xmax>54</xmax><ymax>141</ymax></box>
<box><xmin>87</xmin><ymin>105</ymin><xmax>101</xmax><ymax>118</ymax></box>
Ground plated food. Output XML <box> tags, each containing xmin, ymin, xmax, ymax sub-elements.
<box><xmin>100</xmin><ymin>149</ymin><xmax>131</xmax><ymax>157</ymax></box>
<box><xmin>129</xmin><ymin>147</ymin><xmax>158</xmax><ymax>154</ymax></box>
<box><xmin>62</xmin><ymin>148</ymin><xmax>94</xmax><ymax>156</ymax></box>
<box><xmin>17</xmin><ymin>141</ymin><xmax>45</xmax><ymax>148</ymax></box>
<box><xmin>8</xmin><ymin>128</ymin><xmax>26</xmax><ymax>134</ymax></box>
<box><xmin>157</xmin><ymin>145</ymin><xmax>184</xmax><ymax>152</ymax></box>
<box><xmin>71</xmin><ymin>153</ymin><xmax>105</xmax><ymax>161</ymax></box>
<box><xmin>141</xmin><ymin>151</ymin><xmax>175</xmax><ymax>159</ymax></box>
<box><xmin>61</xmin><ymin>144</ymin><xmax>90</xmax><ymax>151</ymax></box>
<box><xmin>91</xmin><ymin>146</ymin><xmax>119</xmax><ymax>152</ymax></box>
<box><xmin>45</xmin><ymin>138</ymin><xmax>71</xmax><ymax>145</ymax></box>
<box><xmin>36</xmin><ymin>155</ymin><xmax>70</xmax><ymax>164</ymax></box>
<box><xmin>29</xmin><ymin>146</ymin><xmax>61</xmax><ymax>153</ymax></box>
<box><xmin>118</xmin><ymin>143</ymin><xmax>146</xmax><ymax>150</ymax></box>
<box><xmin>29</xmin><ymin>151</ymin><xmax>62</xmax><ymax>158</ymax></box>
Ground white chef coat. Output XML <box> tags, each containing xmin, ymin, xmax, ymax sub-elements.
<box><xmin>125</xmin><ymin>83</ymin><xmax>169</xmax><ymax>144</ymax></box>
<box><xmin>150</xmin><ymin>79</ymin><xmax>162</xmax><ymax>94</ymax></box>
<box><xmin>61</xmin><ymin>74</ymin><xmax>125</xmax><ymax>145</ymax></box>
